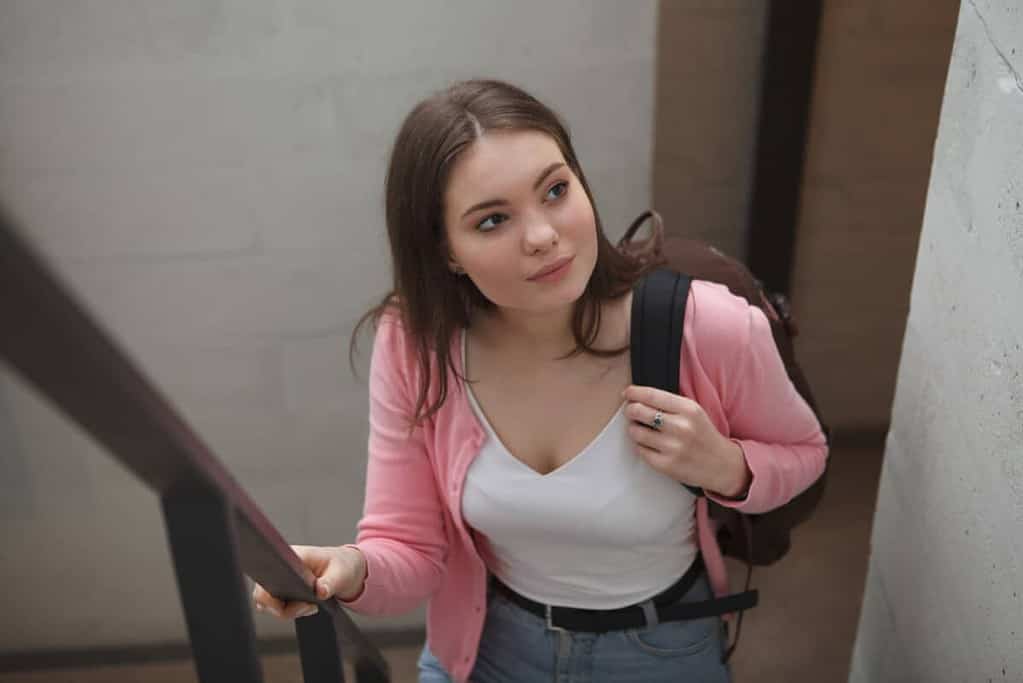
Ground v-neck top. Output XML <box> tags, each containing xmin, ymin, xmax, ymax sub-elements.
<box><xmin>341</xmin><ymin>280</ymin><xmax>830</xmax><ymax>683</ymax></box>
<box><xmin>459</xmin><ymin>332</ymin><xmax>698</xmax><ymax>608</ymax></box>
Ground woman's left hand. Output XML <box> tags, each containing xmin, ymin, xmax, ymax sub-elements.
<box><xmin>622</xmin><ymin>385</ymin><xmax>752</xmax><ymax>498</ymax></box>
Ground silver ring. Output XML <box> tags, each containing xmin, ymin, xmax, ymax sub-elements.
<box><xmin>651</xmin><ymin>411</ymin><xmax>664</xmax><ymax>430</ymax></box>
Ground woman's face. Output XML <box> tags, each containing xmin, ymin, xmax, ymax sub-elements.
<box><xmin>442</xmin><ymin>129</ymin><xmax>598</xmax><ymax>316</ymax></box>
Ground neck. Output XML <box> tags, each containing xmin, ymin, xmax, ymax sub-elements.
<box><xmin>477</xmin><ymin>303</ymin><xmax>579</xmax><ymax>360</ymax></box>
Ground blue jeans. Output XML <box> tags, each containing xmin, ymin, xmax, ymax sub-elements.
<box><xmin>418</xmin><ymin>572</ymin><xmax>732</xmax><ymax>683</ymax></box>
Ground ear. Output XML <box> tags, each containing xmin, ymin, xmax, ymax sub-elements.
<box><xmin>446</xmin><ymin>246</ymin><xmax>463</xmax><ymax>274</ymax></box>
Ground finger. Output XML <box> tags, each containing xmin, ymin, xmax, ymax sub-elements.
<box><xmin>280</xmin><ymin>601</ymin><xmax>319</xmax><ymax>620</ymax></box>
<box><xmin>633</xmin><ymin>442</ymin><xmax>675</xmax><ymax>476</ymax></box>
<box><xmin>627</xmin><ymin>421</ymin><xmax>674</xmax><ymax>452</ymax></box>
<box><xmin>251</xmin><ymin>583</ymin><xmax>286</xmax><ymax>615</ymax></box>
<box><xmin>313</xmin><ymin>552</ymin><xmax>350</xmax><ymax>600</ymax></box>
<box><xmin>622</xmin><ymin>385</ymin><xmax>691</xmax><ymax>414</ymax></box>
<box><xmin>290</xmin><ymin>545</ymin><xmax>325</xmax><ymax>584</ymax></box>
<box><xmin>624</xmin><ymin>401</ymin><xmax>678</xmax><ymax>432</ymax></box>
<box><xmin>292</xmin><ymin>545</ymin><xmax>320</xmax><ymax>562</ymax></box>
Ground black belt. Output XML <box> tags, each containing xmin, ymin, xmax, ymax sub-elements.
<box><xmin>491</xmin><ymin>555</ymin><xmax>758</xmax><ymax>633</ymax></box>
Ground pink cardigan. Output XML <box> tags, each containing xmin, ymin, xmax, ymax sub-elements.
<box><xmin>343</xmin><ymin>280</ymin><xmax>828</xmax><ymax>682</ymax></box>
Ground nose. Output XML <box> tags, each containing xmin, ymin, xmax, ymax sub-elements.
<box><xmin>523</xmin><ymin>214</ymin><xmax>558</xmax><ymax>254</ymax></box>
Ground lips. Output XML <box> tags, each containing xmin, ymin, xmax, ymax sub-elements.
<box><xmin>527</xmin><ymin>256</ymin><xmax>573</xmax><ymax>281</ymax></box>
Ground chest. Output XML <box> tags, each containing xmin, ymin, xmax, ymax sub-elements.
<box><xmin>463</xmin><ymin>336</ymin><xmax>631</xmax><ymax>476</ymax></box>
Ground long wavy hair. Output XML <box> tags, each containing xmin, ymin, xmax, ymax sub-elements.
<box><xmin>350</xmin><ymin>79</ymin><xmax>659</xmax><ymax>429</ymax></box>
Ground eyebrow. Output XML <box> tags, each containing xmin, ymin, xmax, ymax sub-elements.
<box><xmin>459</xmin><ymin>162</ymin><xmax>567</xmax><ymax>219</ymax></box>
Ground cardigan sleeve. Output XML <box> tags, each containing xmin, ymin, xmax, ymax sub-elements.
<box><xmin>341</xmin><ymin>314</ymin><xmax>449</xmax><ymax>616</ymax></box>
<box><xmin>693</xmin><ymin>282</ymin><xmax>829</xmax><ymax>514</ymax></box>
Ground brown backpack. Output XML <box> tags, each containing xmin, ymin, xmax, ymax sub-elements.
<box><xmin>619</xmin><ymin>210</ymin><xmax>831</xmax><ymax>566</ymax></box>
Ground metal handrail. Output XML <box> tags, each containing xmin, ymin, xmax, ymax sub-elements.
<box><xmin>0</xmin><ymin>206</ymin><xmax>390</xmax><ymax>683</ymax></box>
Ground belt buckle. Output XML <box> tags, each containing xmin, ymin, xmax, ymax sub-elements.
<box><xmin>544</xmin><ymin>604</ymin><xmax>567</xmax><ymax>633</ymax></box>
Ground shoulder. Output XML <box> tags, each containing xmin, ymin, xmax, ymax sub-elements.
<box><xmin>682</xmin><ymin>279</ymin><xmax>775</xmax><ymax>405</ymax></box>
<box><xmin>685</xmin><ymin>279</ymin><xmax>757</xmax><ymax>357</ymax></box>
<box><xmin>371</xmin><ymin>306</ymin><xmax>457</xmax><ymax>410</ymax></box>
<box><xmin>373</xmin><ymin>304</ymin><xmax>407</xmax><ymax>346</ymax></box>
<box><xmin>370</xmin><ymin>306</ymin><xmax>419</xmax><ymax>380</ymax></box>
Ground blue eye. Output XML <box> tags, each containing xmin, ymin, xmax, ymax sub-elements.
<box><xmin>546</xmin><ymin>180</ymin><xmax>569</xmax><ymax>201</ymax></box>
<box><xmin>477</xmin><ymin>213</ymin><xmax>508</xmax><ymax>232</ymax></box>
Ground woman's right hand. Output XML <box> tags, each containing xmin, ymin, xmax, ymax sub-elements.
<box><xmin>251</xmin><ymin>544</ymin><xmax>367</xmax><ymax>620</ymax></box>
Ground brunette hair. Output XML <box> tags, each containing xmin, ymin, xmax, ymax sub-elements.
<box><xmin>350</xmin><ymin>78</ymin><xmax>657</xmax><ymax>428</ymax></box>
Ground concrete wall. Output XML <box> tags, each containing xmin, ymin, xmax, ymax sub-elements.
<box><xmin>0</xmin><ymin>1</ymin><xmax>657</xmax><ymax>651</ymax></box>
<box><xmin>849</xmin><ymin>1</ymin><xmax>1023</xmax><ymax>680</ymax></box>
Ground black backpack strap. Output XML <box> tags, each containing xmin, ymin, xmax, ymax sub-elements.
<box><xmin>631</xmin><ymin>269</ymin><xmax>759</xmax><ymax>662</ymax></box>
<box><xmin>630</xmin><ymin>268</ymin><xmax>702</xmax><ymax>497</ymax></box>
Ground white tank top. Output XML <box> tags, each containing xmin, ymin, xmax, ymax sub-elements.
<box><xmin>460</xmin><ymin>333</ymin><xmax>698</xmax><ymax>609</ymax></box>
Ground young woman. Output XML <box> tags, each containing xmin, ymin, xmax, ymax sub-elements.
<box><xmin>252</xmin><ymin>79</ymin><xmax>828</xmax><ymax>683</ymax></box>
